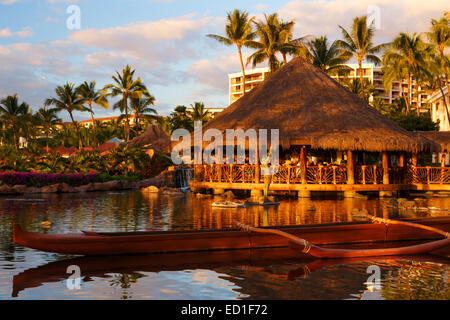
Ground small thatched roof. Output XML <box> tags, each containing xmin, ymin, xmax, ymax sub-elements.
<box><xmin>127</xmin><ymin>124</ymin><xmax>171</xmax><ymax>153</ymax></box>
<box><xmin>416</xmin><ymin>131</ymin><xmax>450</xmax><ymax>152</ymax></box>
<box><xmin>200</xmin><ymin>57</ymin><xmax>437</xmax><ymax>153</ymax></box>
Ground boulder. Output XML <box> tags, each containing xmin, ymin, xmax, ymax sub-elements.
<box><xmin>142</xmin><ymin>186</ymin><xmax>159</xmax><ymax>193</ymax></box>
<box><xmin>73</xmin><ymin>184</ymin><xmax>92</xmax><ymax>193</ymax></box>
<box><xmin>0</xmin><ymin>185</ymin><xmax>17</xmax><ymax>194</ymax></box>
<box><xmin>58</xmin><ymin>183</ymin><xmax>73</xmax><ymax>193</ymax></box>
<box><xmin>11</xmin><ymin>185</ymin><xmax>27</xmax><ymax>194</ymax></box>
<box><xmin>40</xmin><ymin>184</ymin><xmax>60</xmax><ymax>193</ymax></box>
<box><xmin>23</xmin><ymin>187</ymin><xmax>42</xmax><ymax>194</ymax></box>
<box><xmin>91</xmin><ymin>180</ymin><xmax>122</xmax><ymax>191</ymax></box>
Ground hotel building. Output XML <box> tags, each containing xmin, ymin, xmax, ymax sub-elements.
<box><xmin>228</xmin><ymin>63</ymin><xmax>429</xmax><ymax>111</ymax></box>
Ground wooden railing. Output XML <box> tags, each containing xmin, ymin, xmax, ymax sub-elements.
<box><xmin>408</xmin><ymin>166</ymin><xmax>450</xmax><ymax>184</ymax></box>
<box><xmin>194</xmin><ymin>164</ymin><xmax>450</xmax><ymax>185</ymax></box>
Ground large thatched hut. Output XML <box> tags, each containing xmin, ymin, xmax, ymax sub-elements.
<box><xmin>190</xmin><ymin>58</ymin><xmax>447</xmax><ymax>196</ymax></box>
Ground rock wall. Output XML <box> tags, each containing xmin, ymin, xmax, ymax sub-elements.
<box><xmin>0</xmin><ymin>168</ymin><xmax>176</xmax><ymax>195</ymax></box>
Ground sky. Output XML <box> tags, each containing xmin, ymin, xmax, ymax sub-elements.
<box><xmin>0</xmin><ymin>0</ymin><xmax>448</xmax><ymax>121</ymax></box>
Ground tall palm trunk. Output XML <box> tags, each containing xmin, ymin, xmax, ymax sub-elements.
<box><xmin>358</xmin><ymin>59</ymin><xmax>364</xmax><ymax>99</ymax></box>
<box><xmin>237</xmin><ymin>45</ymin><xmax>247</xmax><ymax>97</ymax></box>
<box><xmin>438</xmin><ymin>77</ymin><xmax>450</xmax><ymax>128</ymax></box>
<box><xmin>406</xmin><ymin>73</ymin><xmax>412</xmax><ymax>113</ymax></box>
<box><xmin>123</xmin><ymin>93</ymin><xmax>130</xmax><ymax>142</ymax></box>
<box><xmin>12</xmin><ymin>122</ymin><xmax>18</xmax><ymax>150</ymax></box>
<box><xmin>88</xmin><ymin>101</ymin><xmax>98</xmax><ymax>147</ymax></box>
<box><xmin>68</xmin><ymin>109</ymin><xmax>83</xmax><ymax>149</ymax></box>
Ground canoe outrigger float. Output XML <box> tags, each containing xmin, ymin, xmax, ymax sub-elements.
<box><xmin>13</xmin><ymin>215</ymin><xmax>450</xmax><ymax>258</ymax></box>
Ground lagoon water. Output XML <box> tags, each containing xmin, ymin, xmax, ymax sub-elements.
<box><xmin>0</xmin><ymin>190</ymin><xmax>449</xmax><ymax>300</ymax></box>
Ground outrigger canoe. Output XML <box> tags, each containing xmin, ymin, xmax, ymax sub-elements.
<box><xmin>13</xmin><ymin>216</ymin><xmax>450</xmax><ymax>258</ymax></box>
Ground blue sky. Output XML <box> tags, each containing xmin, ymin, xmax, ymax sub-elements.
<box><xmin>0</xmin><ymin>0</ymin><xmax>447</xmax><ymax>121</ymax></box>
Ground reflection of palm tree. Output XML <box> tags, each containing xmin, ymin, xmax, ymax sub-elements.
<box><xmin>110</xmin><ymin>272</ymin><xmax>145</xmax><ymax>290</ymax></box>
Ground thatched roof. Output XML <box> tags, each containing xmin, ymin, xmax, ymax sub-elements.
<box><xmin>201</xmin><ymin>57</ymin><xmax>437</xmax><ymax>153</ymax></box>
<box><xmin>416</xmin><ymin>131</ymin><xmax>450</xmax><ymax>152</ymax></box>
<box><xmin>127</xmin><ymin>124</ymin><xmax>171</xmax><ymax>153</ymax></box>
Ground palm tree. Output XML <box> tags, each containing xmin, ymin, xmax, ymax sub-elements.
<box><xmin>129</xmin><ymin>93</ymin><xmax>157</xmax><ymax>134</ymax></box>
<box><xmin>276</xmin><ymin>17</ymin><xmax>297</xmax><ymax>65</ymax></box>
<box><xmin>426</xmin><ymin>16</ymin><xmax>450</xmax><ymax>102</ymax></box>
<box><xmin>77</xmin><ymin>81</ymin><xmax>109</xmax><ymax>146</ymax></box>
<box><xmin>299</xmin><ymin>36</ymin><xmax>351</xmax><ymax>75</ymax></box>
<box><xmin>382</xmin><ymin>32</ymin><xmax>433</xmax><ymax>113</ymax></box>
<box><xmin>337</xmin><ymin>15</ymin><xmax>386</xmax><ymax>98</ymax></box>
<box><xmin>207</xmin><ymin>9</ymin><xmax>256</xmax><ymax>97</ymax></box>
<box><xmin>44</xmin><ymin>83</ymin><xmax>88</xmax><ymax>149</ymax></box>
<box><xmin>246</xmin><ymin>13</ymin><xmax>284</xmax><ymax>73</ymax></box>
<box><xmin>104</xmin><ymin>65</ymin><xmax>149</xmax><ymax>142</ymax></box>
<box><xmin>35</xmin><ymin>107</ymin><xmax>62</xmax><ymax>150</ymax></box>
<box><xmin>189</xmin><ymin>102</ymin><xmax>211</xmax><ymax>124</ymax></box>
<box><xmin>0</xmin><ymin>94</ymin><xmax>30</xmax><ymax>150</ymax></box>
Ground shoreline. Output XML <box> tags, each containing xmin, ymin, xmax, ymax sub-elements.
<box><xmin>0</xmin><ymin>169</ymin><xmax>176</xmax><ymax>195</ymax></box>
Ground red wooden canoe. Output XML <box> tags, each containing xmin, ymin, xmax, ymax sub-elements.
<box><xmin>13</xmin><ymin>217</ymin><xmax>450</xmax><ymax>257</ymax></box>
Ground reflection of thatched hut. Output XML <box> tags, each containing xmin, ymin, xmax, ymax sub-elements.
<box><xmin>127</xmin><ymin>124</ymin><xmax>171</xmax><ymax>156</ymax></box>
<box><xmin>190</xmin><ymin>57</ymin><xmax>446</xmax><ymax>196</ymax></box>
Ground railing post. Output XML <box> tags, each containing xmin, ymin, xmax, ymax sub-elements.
<box><xmin>382</xmin><ymin>152</ymin><xmax>390</xmax><ymax>185</ymax></box>
<box><xmin>333</xmin><ymin>166</ymin><xmax>336</xmax><ymax>185</ymax></box>
<box><xmin>373</xmin><ymin>165</ymin><xmax>377</xmax><ymax>184</ymax></box>
<box><xmin>427</xmin><ymin>167</ymin><xmax>430</xmax><ymax>185</ymax></box>
<box><xmin>441</xmin><ymin>154</ymin><xmax>446</xmax><ymax>185</ymax></box>
<box><xmin>229</xmin><ymin>164</ymin><xmax>233</xmax><ymax>183</ymax></box>
<box><xmin>362</xmin><ymin>165</ymin><xmax>366</xmax><ymax>185</ymax></box>
<box><xmin>287</xmin><ymin>166</ymin><xmax>291</xmax><ymax>184</ymax></box>
<box><xmin>318</xmin><ymin>164</ymin><xmax>323</xmax><ymax>184</ymax></box>
<box><xmin>255</xmin><ymin>143</ymin><xmax>260</xmax><ymax>184</ymax></box>
<box><xmin>217</xmin><ymin>164</ymin><xmax>222</xmax><ymax>183</ymax></box>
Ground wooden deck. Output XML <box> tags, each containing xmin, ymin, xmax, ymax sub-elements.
<box><xmin>190</xmin><ymin>164</ymin><xmax>450</xmax><ymax>192</ymax></box>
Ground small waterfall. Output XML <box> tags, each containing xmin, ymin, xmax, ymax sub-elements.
<box><xmin>175</xmin><ymin>167</ymin><xmax>194</xmax><ymax>189</ymax></box>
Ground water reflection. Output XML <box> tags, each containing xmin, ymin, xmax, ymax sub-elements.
<box><xmin>0</xmin><ymin>190</ymin><xmax>449</xmax><ymax>299</ymax></box>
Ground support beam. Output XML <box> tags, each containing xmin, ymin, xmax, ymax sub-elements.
<box><xmin>300</xmin><ymin>147</ymin><xmax>307</xmax><ymax>184</ymax></box>
<box><xmin>380</xmin><ymin>152</ymin><xmax>392</xmax><ymax>197</ymax></box>
<box><xmin>298</xmin><ymin>190</ymin><xmax>311</xmax><ymax>198</ymax></box>
<box><xmin>346</xmin><ymin>150</ymin><xmax>355</xmax><ymax>185</ymax></box>
<box><xmin>412</xmin><ymin>153</ymin><xmax>418</xmax><ymax>167</ymax></box>
<box><xmin>399</xmin><ymin>152</ymin><xmax>405</xmax><ymax>168</ymax></box>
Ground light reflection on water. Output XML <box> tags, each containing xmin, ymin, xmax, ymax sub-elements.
<box><xmin>0</xmin><ymin>190</ymin><xmax>449</xmax><ymax>300</ymax></box>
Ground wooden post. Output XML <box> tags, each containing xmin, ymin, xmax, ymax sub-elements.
<box><xmin>441</xmin><ymin>154</ymin><xmax>446</xmax><ymax>184</ymax></box>
<box><xmin>399</xmin><ymin>152</ymin><xmax>405</xmax><ymax>167</ymax></box>
<box><xmin>361</xmin><ymin>165</ymin><xmax>366</xmax><ymax>185</ymax></box>
<box><xmin>255</xmin><ymin>143</ymin><xmax>260</xmax><ymax>184</ymax></box>
<box><xmin>300</xmin><ymin>147</ymin><xmax>307</xmax><ymax>184</ymax></box>
<box><xmin>412</xmin><ymin>153</ymin><xmax>418</xmax><ymax>167</ymax></box>
<box><xmin>346</xmin><ymin>150</ymin><xmax>355</xmax><ymax>184</ymax></box>
<box><xmin>382</xmin><ymin>152</ymin><xmax>390</xmax><ymax>185</ymax></box>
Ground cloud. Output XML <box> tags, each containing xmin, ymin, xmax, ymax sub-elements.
<box><xmin>278</xmin><ymin>0</ymin><xmax>447</xmax><ymax>42</ymax></box>
<box><xmin>0</xmin><ymin>27</ymin><xmax>33</xmax><ymax>38</ymax></box>
<box><xmin>0</xmin><ymin>0</ymin><xmax>20</xmax><ymax>4</ymax></box>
